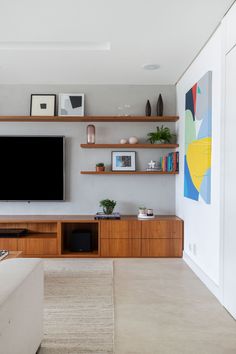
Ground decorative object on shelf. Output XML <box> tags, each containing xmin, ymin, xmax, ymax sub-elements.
<box><xmin>58</xmin><ymin>93</ymin><xmax>84</xmax><ymax>116</ymax></box>
<box><xmin>145</xmin><ymin>100</ymin><xmax>151</xmax><ymax>116</ymax></box>
<box><xmin>96</xmin><ymin>162</ymin><xmax>105</xmax><ymax>172</ymax></box>
<box><xmin>87</xmin><ymin>124</ymin><xmax>95</xmax><ymax>144</ymax></box>
<box><xmin>148</xmin><ymin>160</ymin><xmax>156</xmax><ymax>169</ymax></box>
<box><xmin>120</xmin><ymin>138</ymin><xmax>128</xmax><ymax>144</ymax></box>
<box><xmin>146</xmin><ymin>160</ymin><xmax>161</xmax><ymax>171</ymax></box>
<box><xmin>138</xmin><ymin>207</ymin><xmax>155</xmax><ymax>219</ymax></box>
<box><xmin>184</xmin><ymin>71</ymin><xmax>212</xmax><ymax>204</ymax></box>
<box><xmin>138</xmin><ymin>207</ymin><xmax>147</xmax><ymax>216</ymax></box>
<box><xmin>156</xmin><ymin>94</ymin><xmax>163</xmax><ymax>116</ymax></box>
<box><xmin>112</xmin><ymin>151</ymin><xmax>136</xmax><ymax>171</ymax></box>
<box><xmin>30</xmin><ymin>94</ymin><xmax>56</xmax><ymax>116</ymax></box>
<box><xmin>128</xmin><ymin>136</ymin><xmax>139</xmax><ymax>144</ymax></box>
<box><xmin>99</xmin><ymin>199</ymin><xmax>117</xmax><ymax>215</ymax></box>
<box><xmin>147</xmin><ymin>125</ymin><xmax>174</xmax><ymax>144</ymax></box>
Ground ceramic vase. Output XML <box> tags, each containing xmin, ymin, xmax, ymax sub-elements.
<box><xmin>87</xmin><ymin>124</ymin><xmax>95</xmax><ymax>144</ymax></box>
<box><xmin>156</xmin><ymin>94</ymin><xmax>163</xmax><ymax>116</ymax></box>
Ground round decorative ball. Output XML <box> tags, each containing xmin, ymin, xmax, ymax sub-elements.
<box><xmin>129</xmin><ymin>136</ymin><xmax>139</xmax><ymax>144</ymax></box>
<box><xmin>120</xmin><ymin>138</ymin><xmax>128</xmax><ymax>144</ymax></box>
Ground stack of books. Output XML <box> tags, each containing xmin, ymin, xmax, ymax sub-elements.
<box><xmin>94</xmin><ymin>212</ymin><xmax>121</xmax><ymax>220</ymax></box>
<box><xmin>160</xmin><ymin>152</ymin><xmax>179</xmax><ymax>172</ymax></box>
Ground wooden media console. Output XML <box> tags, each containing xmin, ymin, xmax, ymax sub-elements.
<box><xmin>0</xmin><ymin>215</ymin><xmax>183</xmax><ymax>258</ymax></box>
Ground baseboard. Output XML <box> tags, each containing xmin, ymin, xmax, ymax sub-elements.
<box><xmin>183</xmin><ymin>251</ymin><xmax>220</xmax><ymax>300</ymax></box>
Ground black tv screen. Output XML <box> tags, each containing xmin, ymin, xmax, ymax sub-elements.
<box><xmin>0</xmin><ymin>136</ymin><xmax>65</xmax><ymax>201</ymax></box>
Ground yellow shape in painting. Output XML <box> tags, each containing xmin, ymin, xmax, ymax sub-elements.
<box><xmin>186</xmin><ymin>137</ymin><xmax>212</xmax><ymax>192</ymax></box>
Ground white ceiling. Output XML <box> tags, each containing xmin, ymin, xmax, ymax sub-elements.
<box><xmin>0</xmin><ymin>0</ymin><xmax>234</xmax><ymax>85</ymax></box>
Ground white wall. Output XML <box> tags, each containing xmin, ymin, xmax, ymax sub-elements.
<box><xmin>176</xmin><ymin>27</ymin><xmax>224</xmax><ymax>295</ymax></box>
<box><xmin>222</xmin><ymin>3</ymin><xmax>236</xmax><ymax>319</ymax></box>
<box><xmin>0</xmin><ymin>84</ymin><xmax>177</xmax><ymax>215</ymax></box>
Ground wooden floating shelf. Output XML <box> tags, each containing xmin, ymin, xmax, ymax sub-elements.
<box><xmin>80</xmin><ymin>143</ymin><xmax>179</xmax><ymax>149</ymax></box>
<box><xmin>80</xmin><ymin>171</ymin><xmax>178</xmax><ymax>175</ymax></box>
<box><xmin>0</xmin><ymin>115</ymin><xmax>179</xmax><ymax>122</ymax></box>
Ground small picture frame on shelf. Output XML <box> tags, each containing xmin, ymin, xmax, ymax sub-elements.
<box><xmin>112</xmin><ymin>151</ymin><xmax>136</xmax><ymax>171</ymax></box>
<box><xmin>30</xmin><ymin>94</ymin><xmax>56</xmax><ymax>116</ymax></box>
<box><xmin>58</xmin><ymin>93</ymin><xmax>84</xmax><ymax>116</ymax></box>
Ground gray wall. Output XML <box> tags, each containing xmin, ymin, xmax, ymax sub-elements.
<box><xmin>0</xmin><ymin>84</ymin><xmax>176</xmax><ymax>215</ymax></box>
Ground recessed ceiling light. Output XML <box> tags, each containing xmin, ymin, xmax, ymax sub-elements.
<box><xmin>142</xmin><ymin>64</ymin><xmax>160</xmax><ymax>71</ymax></box>
<box><xmin>0</xmin><ymin>41</ymin><xmax>111</xmax><ymax>51</ymax></box>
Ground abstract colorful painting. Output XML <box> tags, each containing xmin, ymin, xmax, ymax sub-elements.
<box><xmin>184</xmin><ymin>71</ymin><xmax>212</xmax><ymax>204</ymax></box>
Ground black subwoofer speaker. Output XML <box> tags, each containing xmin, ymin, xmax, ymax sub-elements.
<box><xmin>69</xmin><ymin>229</ymin><xmax>92</xmax><ymax>252</ymax></box>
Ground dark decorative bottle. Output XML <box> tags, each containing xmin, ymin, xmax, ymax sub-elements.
<box><xmin>145</xmin><ymin>100</ymin><xmax>151</xmax><ymax>116</ymax></box>
<box><xmin>156</xmin><ymin>94</ymin><xmax>163</xmax><ymax>116</ymax></box>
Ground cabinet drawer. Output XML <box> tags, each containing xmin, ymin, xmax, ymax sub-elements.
<box><xmin>100</xmin><ymin>220</ymin><xmax>141</xmax><ymax>239</ymax></box>
<box><xmin>142</xmin><ymin>220</ymin><xmax>182</xmax><ymax>239</ymax></box>
<box><xmin>101</xmin><ymin>238</ymin><xmax>141</xmax><ymax>257</ymax></box>
<box><xmin>18</xmin><ymin>238</ymin><xmax>58</xmax><ymax>256</ymax></box>
<box><xmin>141</xmin><ymin>239</ymin><xmax>182</xmax><ymax>257</ymax></box>
<box><xmin>0</xmin><ymin>238</ymin><xmax>18</xmax><ymax>251</ymax></box>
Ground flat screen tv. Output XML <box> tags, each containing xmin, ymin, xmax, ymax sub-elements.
<box><xmin>0</xmin><ymin>136</ymin><xmax>65</xmax><ymax>201</ymax></box>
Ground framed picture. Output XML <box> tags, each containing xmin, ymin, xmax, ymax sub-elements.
<box><xmin>30</xmin><ymin>94</ymin><xmax>56</xmax><ymax>116</ymax></box>
<box><xmin>112</xmin><ymin>151</ymin><xmax>136</xmax><ymax>171</ymax></box>
<box><xmin>58</xmin><ymin>93</ymin><xmax>84</xmax><ymax>116</ymax></box>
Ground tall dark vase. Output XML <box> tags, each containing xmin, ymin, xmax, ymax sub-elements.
<box><xmin>156</xmin><ymin>94</ymin><xmax>163</xmax><ymax>116</ymax></box>
<box><xmin>145</xmin><ymin>100</ymin><xmax>151</xmax><ymax>116</ymax></box>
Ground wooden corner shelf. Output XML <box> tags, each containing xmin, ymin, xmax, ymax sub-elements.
<box><xmin>80</xmin><ymin>171</ymin><xmax>178</xmax><ymax>175</ymax></box>
<box><xmin>0</xmin><ymin>115</ymin><xmax>179</xmax><ymax>122</ymax></box>
<box><xmin>80</xmin><ymin>143</ymin><xmax>179</xmax><ymax>149</ymax></box>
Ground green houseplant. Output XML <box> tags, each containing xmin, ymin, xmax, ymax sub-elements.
<box><xmin>96</xmin><ymin>162</ymin><xmax>105</xmax><ymax>172</ymax></box>
<box><xmin>147</xmin><ymin>125</ymin><xmax>174</xmax><ymax>144</ymax></box>
<box><xmin>99</xmin><ymin>199</ymin><xmax>117</xmax><ymax>215</ymax></box>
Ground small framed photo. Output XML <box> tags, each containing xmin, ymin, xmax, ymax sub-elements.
<box><xmin>58</xmin><ymin>93</ymin><xmax>84</xmax><ymax>116</ymax></box>
<box><xmin>30</xmin><ymin>94</ymin><xmax>56</xmax><ymax>116</ymax></box>
<box><xmin>112</xmin><ymin>151</ymin><xmax>136</xmax><ymax>171</ymax></box>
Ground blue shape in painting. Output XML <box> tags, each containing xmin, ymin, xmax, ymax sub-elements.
<box><xmin>199</xmin><ymin>168</ymin><xmax>211</xmax><ymax>204</ymax></box>
<box><xmin>184</xmin><ymin>155</ymin><xmax>199</xmax><ymax>201</ymax></box>
<box><xmin>197</xmin><ymin>109</ymin><xmax>212</xmax><ymax>140</ymax></box>
<box><xmin>185</xmin><ymin>88</ymin><xmax>195</xmax><ymax>119</ymax></box>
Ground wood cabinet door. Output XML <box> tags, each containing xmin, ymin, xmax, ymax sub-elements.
<box><xmin>141</xmin><ymin>239</ymin><xmax>182</xmax><ymax>257</ymax></box>
<box><xmin>0</xmin><ymin>238</ymin><xmax>18</xmax><ymax>251</ymax></box>
<box><xmin>100</xmin><ymin>220</ymin><xmax>141</xmax><ymax>239</ymax></box>
<box><xmin>18</xmin><ymin>238</ymin><xmax>58</xmax><ymax>256</ymax></box>
<box><xmin>101</xmin><ymin>238</ymin><xmax>141</xmax><ymax>257</ymax></box>
<box><xmin>142</xmin><ymin>220</ymin><xmax>182</xmax><ymax>239</ymax></box>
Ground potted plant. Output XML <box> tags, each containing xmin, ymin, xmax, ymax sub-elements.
<box><xmin>96</xmin><ymin>162</ymin><xmax>105</xmax><ymax>172</ymax></box>
<box><xmin>99</xmin><ymin>199</ymin><xmax>117</xmax><ymax>215</ymax></box>
<box><xmin>147</xmin><ymin>125</ymin><xmax>175</xmax><ymax>144</ymax></box>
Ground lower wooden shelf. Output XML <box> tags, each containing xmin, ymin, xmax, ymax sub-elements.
<box><xmin>80</xmin><ymin>171</ymin><xmax>178</xmax><ymax>175</ymax></box>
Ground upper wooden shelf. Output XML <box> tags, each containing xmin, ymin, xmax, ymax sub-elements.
<box><xmin>80</xmin><ymin>143</ymin><xmax>179</xmax><ymax>149</ymax></box>
<box><xmin>0</xmin><ymin>115</ymin><xmax>179</xmax><ymax>122</ymax></box>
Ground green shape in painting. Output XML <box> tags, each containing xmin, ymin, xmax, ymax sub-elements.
<box><xmin>185</xmin><ymin>109</ymin><xmax>196</xmax><ymax>153</ymax></box>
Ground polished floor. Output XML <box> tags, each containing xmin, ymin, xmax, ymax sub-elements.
<box><xmin>114</xmin><ymin>259</ymin><xmax>236</xmax><ymax>354</ymax></box>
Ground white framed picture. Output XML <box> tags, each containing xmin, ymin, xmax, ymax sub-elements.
<box><xmin>112</xmin><ymin>151</ymin><xmax>136</xmax><ymax>171</ymax></box>
<box><xmin>58</xmin><ymin>93</ymin><xmax>84</xmax><ymax>116</ymax></box>
<box><xmin>30</xmin><ymin>94</ymin><xmax>56</xmax><ymax>116</ymax></box>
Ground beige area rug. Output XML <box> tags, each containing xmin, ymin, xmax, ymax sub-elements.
<box><xmin>39</xmin><ymin>259</ymin><xmax>114</xmax><ymax>354</ymax></box>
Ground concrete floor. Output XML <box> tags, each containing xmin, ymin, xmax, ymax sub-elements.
<box><xmin>114</xmin><ymin>259</ymin><xmax>236</xmax><ymax>354</ymax></box>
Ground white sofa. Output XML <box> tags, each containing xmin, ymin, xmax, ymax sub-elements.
<box><xmin>0</xmin><ymin>258</ymin><xmax>44</xmax><ymax>354</ymax></box>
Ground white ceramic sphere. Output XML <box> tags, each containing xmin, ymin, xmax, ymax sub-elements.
<box><xmin>120</xmin><ymin>138</ymin><xmax>128</xmax><ymax>144</ymax></box>
<box><xmin>129</xmin><ymin>136</ymin><xmax>138</xmax><ymax>144</ymax></box>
